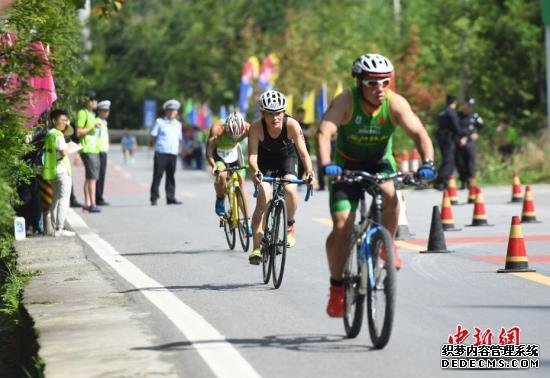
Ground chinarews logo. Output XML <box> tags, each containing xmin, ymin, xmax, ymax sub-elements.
<box><xmin>441</xmin><ymin>325</ymin><xmax>539</xmax><ymax>370</ymax></box>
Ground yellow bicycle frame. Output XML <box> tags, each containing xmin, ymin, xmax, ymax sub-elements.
<box><xmin>224</xmin><ymin>171</ymin><xmax>241</xmax><ymax>229</ymax></box>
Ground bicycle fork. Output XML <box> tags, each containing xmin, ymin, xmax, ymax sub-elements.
<box><xmin>358</xmin><ymin>224</ymin><xmax>382</xmax><ymax>291</ymax></box>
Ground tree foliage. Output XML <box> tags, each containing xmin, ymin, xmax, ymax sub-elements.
<box><xmin>0</xmin><ymin>0</ymin><xmax>83</xmax><ymax>233</ymax></box>
<box><xmin>85</xmin><ymin>0</ymin><xmax>546</xmax><ymax>136</ymax></box>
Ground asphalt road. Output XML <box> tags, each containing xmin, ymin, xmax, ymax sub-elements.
<box><xmin>72</xmin><ymin>145</ymin><xmax>550</xmax><ymax>377</ymax></box>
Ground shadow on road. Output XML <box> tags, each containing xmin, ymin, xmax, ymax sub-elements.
<box><xmin>121</xmin><ymin>249</ymin><xmax>223</xmax><ymax>256</ymax></box>
<box><xmin>132</xmin><ymin>333</ymin><xmax>374</xmax><ymax>353</ymax></box>
<box><xmin>120</xmin><ymin>282</ymin><xmax>266</xmax><ymax>293</ymax></box>
<box><xmin>440</xmin><ymin>304</ymin><xmax>550</xmax><ymax>311</ymax></box>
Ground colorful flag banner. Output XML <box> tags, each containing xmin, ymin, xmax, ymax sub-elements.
<box><xmin>302</xmin><ymin>90</ymin><xmax>315</xmax><ymax>124</ymax></box>
<box><xmin>257</xmin><ymin>53</ymin><xmax>279</xmax><ymax>92</ymax></box>
<box><xmin>25</xmin><ymin>42</ymin><xmax>57</xmax><ymax>127</ymax></box>
<box><xmin>238</xmin><ymin>56</ymin><xmax>260</xmax><ymax>115</ymax></box>
<box><xmin>286</xmin><ymin>94</ymin><xmax>293</xmax><ymax>117</ymax></box>
<box><xmin>333</xmin><ymin>81</ymin><xmax>344</xmax><ymax>99</ymax></box>
<box><xmin>316</xmin><ymin>82</ymin><xmax>328</xmax><ymax>120</ymax></box>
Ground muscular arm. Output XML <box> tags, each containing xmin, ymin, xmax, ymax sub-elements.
<box><xmin>287</xmin><ymin>118</ymin><xmax>313</xmax><ymax>175</ymax></box>
<box><xmin>390</xmin><ymin>93</ymin><xmax>434</xmax><ymax>162</ymax></box>
<box><xmin>317</xmin><ymin>91</ymin><xmax>350</xmax><ymax>167</ymax></box>
<box><xmin>205</xmin><ymin>123</ymin><xmax>223</xmax><ymax>169</ymax></box>
<box><xmin>247</xmin><ymin>121</ymin><xmax>260</xmax><ymax>174</ymax></box>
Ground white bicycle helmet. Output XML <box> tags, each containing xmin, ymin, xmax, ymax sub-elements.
<box><xmin>351</xmin><ymin>53</ymin><xmax>394</xmax><ymax>78</ymax></box>
<box><xmin>258</xmin><ymin>90</ymin><xmax>287</xmax><ymax>112</ymax></box>
<box><xmin>225</xmin><ymin>112</ymin><xmax>246</xmax><ymax>140</ymax></box>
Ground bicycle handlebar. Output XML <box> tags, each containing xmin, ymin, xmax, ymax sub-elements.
<box><xmin>253</xmin><ymin>176</ymin><xmax>313</xmax><ymax>202</ymax></box>
<box><xmin>338</xmin><ymin>170</ymin><xmax>420</xmax><ymax>186</ymax></box>
<box><xmin>214</xmin><ymin>166</ymin><xmax>248</xmax><ymax>175</ymax></box>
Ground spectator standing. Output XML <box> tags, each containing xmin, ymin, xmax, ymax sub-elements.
<box><xmin>149</xmin><ymin>99</ymin><xmax>183</xmax><ymax>205</ymax></box>
<box><xmin>76</xmin><ymin>91</ymin><xmax>101</xmax><ymax>212</ymax></box>
<box><xmin>96</xmin><ymin>100</ymin><xmax>111</xmax><ymax>205</ymax></box>
<box><xmin>456</xmin><ymin>97</ymin><xmax>483</xmax><ymax>189</ymax></box>
<box><xmin>433</xmin><ymin>94</ymin><xmax>468</xmax><ymax>191</ymax></box>
<box><xmin>42</xmin><ymin>109</ymin><xmax>75</xmax><ymax>236</ymax></box>
<box><xmin>121</xmin><ymin>129</ymin><xmax>138</xmax><ymax>165</ymax></box>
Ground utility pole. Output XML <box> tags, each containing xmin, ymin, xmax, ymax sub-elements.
<box><xmin>543</xmin><ymin>0</ymin><xmax>550</xmax><ymax>131</ymax></box>
<box><xmin>393</xmin><ymin>0</ymin><xmax>401</xmax><ymax>36</ymax></box>
<box><xmin>78</xmin><ymin>0</ymin><xmax>91</xmax><ymax>60</ymax></box>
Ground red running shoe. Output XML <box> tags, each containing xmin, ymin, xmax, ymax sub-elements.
<box><xmin>380</xmin><ymin>244</ymin><xmax>402</xmax><ymax>270</ymax></box>
<box><xmin>326</xmin><ymin>285</ymin><xmax>345</xmax><ymax>318</ymax></box>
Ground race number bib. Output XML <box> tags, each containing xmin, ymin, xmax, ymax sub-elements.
<box><xmin>216</xmin><ymin>147</ymin><xmax>239</xmax><ymax>164</ymax></box>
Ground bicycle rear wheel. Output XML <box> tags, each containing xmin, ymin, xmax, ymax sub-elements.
<box><xmin>367</xmin><ymin>227</ymin><xmax>396</xmax><ymax>349</ymax></box>
<box><xmin>343</xmin><ymin>238</ymin><xmax>365</xmax><ymax>338</ymax></box>
<box><xmin>271</xmin><ymin>200</ymin><xmax>287</xmax><ymax>289</ymax></box>
<box><xmin>235</xmin><ymin>188</ymin><xmax>250</xmax><ymax>252</ymax></box>
<box><xmin>223</xmin><ymin>193</ymin><xmax>236</xmax><ymax>250</ymax></box>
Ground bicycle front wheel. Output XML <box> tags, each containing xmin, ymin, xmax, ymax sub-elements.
<box><xmin>223</xmin><ymin>193</ymin><xmax>236</xmax><ymax>250</ymax></box>
<box><xmin>235</xmin><ymin>188</ymin><xmax>250</xmax><ymax>252</ymax></box>
<box><xmin>262</xmin><ymin>206</ymin><xmax>273</xmax><ymax>284</ymax></box>
<box><xmin>343</xmin><ymin>239</ymin><xmax>365</xmax><ymax>338</ymax></box>
<box><xmin>367</xmin><ymin>227</ymin><xmax>396</xmax><ymax>349</ymax></box>
<box><xmin>271</xmin><ymin>200</ymin><xmax>287</xmax><ymax>289</ymax></box>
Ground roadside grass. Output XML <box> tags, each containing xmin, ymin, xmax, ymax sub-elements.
<box><xmin>477</xmin><ymin>130</ymin><xmax>550</xmax><ymax>186</ymax></box>
<box><xmin>0</xmin><ymin>233</ymin><xmax>42</xmax><ymax>376</ymax></box>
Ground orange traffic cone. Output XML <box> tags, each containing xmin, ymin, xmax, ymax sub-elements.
<box><xmin>510</xmin><ymin>172</ymin><xmax>523</xmax><ymax>203</ymax></box>
<box><xmin>399</xmin><ymin>150</ymin><xmax>410</xmax><ymax>173</ymax></box>
<box><xmin>420</xmin><ymin>206</ymin><xmax>452</xmax><ymax>253</ymax></box>
<box><xmin>467</xmin><ymin>185</ymin><xmax>478</xmax><ymax>204</ymax></box>
<box><xmin>441</xmin><ymin>192</ymin><xmax>461</xmax><ymax>231</ymax></box>
<box><xmin>521</xmin><ymin>185</ymin><xmax>541</xmax><ymax>223</ymax></box>
<box><xmin>467</xmin><ymin>188</ymin><xmax>493</xmax><ymax>227</ymax></box>
<box><xmin>396</xmin><ymin>189</ymin><xmax>414</xmax><ymax>239</ymax></box>
<box><xmin>497</xmin><ymin>216</ymin><xmax>535</xmax><ymax>273</ymax></box>
<box><xmin>410</xmin><ymin>149</ymin><xmax>420</xmax><ymax>172</ymax></box>
<box><xmin>446</xmin><ymin>176</ymin><xmax>459</xmax><ymax>205</ymax></box>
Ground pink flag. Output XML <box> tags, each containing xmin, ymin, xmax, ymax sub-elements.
<box><xmin>24</xmin><ymin>42</ymin><xmax>57</xmax><ymax>127</ymax></box>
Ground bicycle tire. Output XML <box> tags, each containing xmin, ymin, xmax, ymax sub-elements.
<box><xmin>367</xmin><ymin>227</ymin><xmax>396</xmax><ymax>349</ymax></box>
<box><xmin>223</xmin><ymin>192</ymin><xmax>236</xmax><ymax>250</ymax></box>
<box><xmin>343</xmin><ymin>239</ymin><xmax>365</xmax><ymax>338</ymax></box>
<box><xmin>271</xmin><ymin>199</ymin><xmax>287</xmax><ymax>289</ymax></box>
<box><xmin>262</xmin><ymin>204</ymin><xmax>273</xmax><ymax>284</ymax></box>
<box><xmin>235</xmin><ymin>187</ymin><xmax>250</xmax><ymax>252</ymax></box>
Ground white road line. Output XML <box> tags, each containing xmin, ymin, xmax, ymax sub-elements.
<box><xmin>67</xmin><ymin>210</ymin><xmax>261</xmax><ymax>378</ymax></box>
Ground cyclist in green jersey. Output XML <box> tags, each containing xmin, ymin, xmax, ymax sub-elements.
<box><xmin>317</xmin><ymin>53</ymin><xmax>436</xmax><ymax>318</ymax></box>
<box><xmin>206</xmin><ymin>112</ymin><xmax>252</xmax><ymax>236</ymax></box>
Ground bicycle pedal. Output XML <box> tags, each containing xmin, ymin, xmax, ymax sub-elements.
<box><xmin>219</xmin><ymin>219</ymin><xmax>225</xmax><ymax>227</ymax></box>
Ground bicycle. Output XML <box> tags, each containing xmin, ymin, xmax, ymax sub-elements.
<box><xmin>254</xmin><ymin>176</ymin><xmax>312</xmax><ymax>289</ymax></box>
<box><xmin>217</xmin><ymin>166</ymin><xmax>250</xmax><ymax>252</ymax></box>
<box><xmin>338</xmin><ymin>170</ymin><xmax>418</xmax><ymax>348</ymax></box>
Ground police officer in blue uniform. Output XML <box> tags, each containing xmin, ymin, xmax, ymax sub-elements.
<box><xmin>149</xmin><ymin>99</ymin><xmax>183</xmax><ymax>205</ymax></box>
<box><xmin>456</xmin><ymin>97</ymin><xmax>483</xmax><ymax>189</ymax></box>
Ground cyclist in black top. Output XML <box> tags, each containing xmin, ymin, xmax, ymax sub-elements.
<box><xmin>247</xmin><ymin>90</ymin><xmax>314</xmax><ymax>265</ymax></box>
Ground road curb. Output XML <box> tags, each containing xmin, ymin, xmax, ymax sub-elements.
<box><xmin>15</xmin><ymin>234</ymin><xmax>177</xmax><ymax>377</ymax></box>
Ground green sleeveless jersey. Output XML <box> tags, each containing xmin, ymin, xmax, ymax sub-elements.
<box><xmin>216</xmin><ymin>128</ymin><xmax>244</xmax><ymax>150</ymax></box>
<box><xmin>335</xmin><ymin>87</ymin><xmax>396</xmax><ymax>169</ymax></box>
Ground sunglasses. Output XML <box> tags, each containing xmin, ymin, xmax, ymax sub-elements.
<box><xmin>362</xmin><ymin>78</ymin><xmax>391</xmax><ymax>88</ymax></box>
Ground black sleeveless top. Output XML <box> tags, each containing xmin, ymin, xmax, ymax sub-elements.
<box><xmin>259</xmin><ymin>116</ymin><xmax>297</xmax><ymax>159</ymax></box>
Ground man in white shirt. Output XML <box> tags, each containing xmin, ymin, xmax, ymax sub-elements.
<box><xmin>149</xmin><ymin>99</ymin><xmax>183</xmax><ymax>205</ymax></box>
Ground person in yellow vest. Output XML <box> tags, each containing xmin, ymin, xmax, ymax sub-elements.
<box><xmin>42</xmin><ymin>109</ymin><xmax>75</xmax><ymax>237</ymax></box>
<box><xmin>96</xmin><ymin>100</ymin><xmax>111</xmax><ymax>206</ymax></box>
<box><xmin>76</xmin><ymin>91</ymin><xmax>102</xmax><ymax>213</ymax></box>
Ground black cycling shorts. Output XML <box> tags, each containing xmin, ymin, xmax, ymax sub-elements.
<box><xmin>329</xmin><ymin>158</ymin><xmax>395</xmax><ymax>213</ymax></box>
<box><xmin>258</xmin><ymin>154</ymin><xmax>298</xmax><ymax>178</ymax></box>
